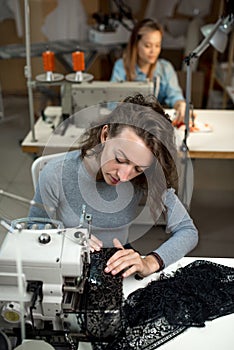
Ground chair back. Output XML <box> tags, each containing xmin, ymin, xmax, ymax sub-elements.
<box><xmin>31</xmin><ymin>152</ymin><xmax>66</xmax><ymax>190</ymax></box>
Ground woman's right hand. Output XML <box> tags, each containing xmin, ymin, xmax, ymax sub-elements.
<box><xmin>89</xmin><ymin>234</ymin><xmax>103</xmax><ymax>252</ymax></box>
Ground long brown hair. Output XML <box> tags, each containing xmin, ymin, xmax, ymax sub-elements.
<box><xmin>123</xmin><ymin>18</ymin><xmax>163</xmax><ymax>81</ymax></box>
<box><xmin>78</xmin><ymin>94</ymin><xmax>178</xmax><ymax>222</ymax></box>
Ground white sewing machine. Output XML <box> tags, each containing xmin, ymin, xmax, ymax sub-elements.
<box><xmin>89</xmin><ymin>19</ymin><xmax>133</xmax><ymax>44</ymax></box>
<box><xmin>1</xmin><ymin>218</ymin><xmax>234</xmax><ymax>350</ymax></box>
<box><xmin>0</xmin><ymin>215</ymin><xmax>91</xmax><ymax>349</ymax></box>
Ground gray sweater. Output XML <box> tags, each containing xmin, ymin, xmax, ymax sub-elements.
<box><xmin>29</xmin><ymin>151</ymin><xmax>198</xmax><ymax>268</ymax></box>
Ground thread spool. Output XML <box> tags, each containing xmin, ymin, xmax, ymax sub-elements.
<box><xmin>42</xmin><ymin>50</ymin><xmax>55</xmax><ymax>72</ymax></box>
<box><xmin>65</xmin><ymin>50</ymin><xmax>93</xmax><ymax>83</ymax></box>
<box><xmin>36</xmin><ymin>49</ymin><xmax>64</xmax><ymax>82</ymax></box>
<box><xmin>72</xmin><ymin>51</ymin><xmax>85</xmax><ymax>72</ymax></box>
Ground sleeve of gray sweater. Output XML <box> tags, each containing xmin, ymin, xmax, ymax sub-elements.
<box><xmin>154</xmin><ymin>188</ymin><xmax>198</xmax><ymax>268</ymax></box>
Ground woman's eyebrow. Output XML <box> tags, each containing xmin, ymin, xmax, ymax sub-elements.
<box><xmin>117</xmin><ymin>150</ymin><xmax>151</xmax><ymax>169</ymax></box>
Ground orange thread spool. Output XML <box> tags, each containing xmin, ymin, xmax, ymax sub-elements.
<box><xmin>42</xmin><ymin>50</ymin><xmax>55</xmax><ymax>72</ymax></box>
<box><xmin>72</xmin><ymin>51</ymin><xmax>85</xmax><ymax>71</ymax></box>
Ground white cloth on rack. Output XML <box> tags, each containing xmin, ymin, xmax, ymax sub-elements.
<box><xmin>41</xmin><ymin>0</ymin><xmax>88</xmax><ymax>41</ymax></box>
<box><xmin>176</xmin><ymin>0</ymin><xmax>212</xmax><ymax>17</ymax></box>
<box><xmin>0</xmin><ymin>0</ymin><xmax>23</xmax><ymax>37</ymax></box>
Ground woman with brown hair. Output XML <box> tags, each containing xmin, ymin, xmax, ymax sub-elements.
<box><xmin>29</xmin><ymin>94</ymin><xmax>198</xmax><ymax>278</ymax></box>
<box><xmin>111</xmin><ymin>18</ymin><xmax>186</xmax><ymax>123</ymax></box>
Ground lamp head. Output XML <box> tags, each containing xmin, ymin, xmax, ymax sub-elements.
<box><xmin>201</xmin><ymin>14</ymin><xmax>234</xmax><ymax>53</ymax></box>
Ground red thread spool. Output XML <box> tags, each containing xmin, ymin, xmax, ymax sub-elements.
<box><xmin>72</xmin><ymin>51</ymin><xmax>85</xmax><ymax>71</ymax></box>
<box><xmin>42</xmin><ymin>50</ymin><xmax>55</xmax><ymax>72</ymax></box>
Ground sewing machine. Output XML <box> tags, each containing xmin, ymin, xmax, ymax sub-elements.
<box><xmin>1</xmin><ymin>189</ymin><xmax>234</xmax><ymax>350</ymax></box>
<box><xmin>0</xmin><ymin>213</ymin><xmax>94</xmax><ymax>349</ymax></box>
<box><xmin>89</xmin><ymin>19</ymin><xmax>133</xmax><ymax>44</ymax></box>
<box><xmin>1</xmin><ymin>217</ymin><xmax>234</xmax><ymax>350</ymax></box>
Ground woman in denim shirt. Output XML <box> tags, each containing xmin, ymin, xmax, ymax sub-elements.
<box><xmin>110</xmin><ymin>18</ymin><xmax>186</xmax><ymax>124</ymax></box>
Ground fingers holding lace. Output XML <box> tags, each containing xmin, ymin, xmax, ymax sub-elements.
<box><xmin>89</xmin><ymin>234</ymin><xmax>103</xmax><ymax>252</ymax></box>
<box><xmin>104</xmin><ymin>238</ymin><xmax>158</xmax><ymax>278</ymax></box>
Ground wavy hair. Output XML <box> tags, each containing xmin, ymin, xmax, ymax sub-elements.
<box><xmin>123</xmin><ymin>18</ymin><xmax>163</xmax><ymax>81</ymax></box>
<box><xmin>78</xmin><ymin>94</ymin><xmax>178</xmax><ymax>222</ymax></box>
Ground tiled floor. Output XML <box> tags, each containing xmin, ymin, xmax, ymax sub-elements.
<box><xmin>0</xmin><ymin>95</ymin><xmax>234</xmax><ymax>259</ymax></box>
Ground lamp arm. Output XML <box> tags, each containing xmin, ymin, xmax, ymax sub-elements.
<box><xmin>182</xmin><ymin>16</ymin><xmax>224</xmax><ymax>145</ymax></box>
<box><xmin>183</xmin><ymin>63</ymin><xmax>192</xmax><ymax>146</ymax></box>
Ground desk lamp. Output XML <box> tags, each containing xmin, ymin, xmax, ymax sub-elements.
<box><xmin>181</xmin><ymin>13</ymin><xmax>234</xmax><ymax>208</ymax></box>
<box><xmin>183</xmin><ymin>13</ymin><xmax>234</xmax><ymax>145</ymax></box>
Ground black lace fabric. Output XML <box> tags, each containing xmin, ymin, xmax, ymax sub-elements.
<box><xmin>125</xmin><ymin>260</ymin><xmax>234</xmax><ymax>328</ymax></box>
<box><xmin>90</xmin><ymin>259</ymin><xmax>234</xmax><ymax>350</ymax></box>
<box><xmin>78</xmin><ymin>248</ymin><xmax>124</xmax><ymax>342</ymax></box>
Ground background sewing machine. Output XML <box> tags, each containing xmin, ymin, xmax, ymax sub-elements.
<box><xmin>89</xmin><ymin>18</ymin><xmax>133</xmax><ymax>44</ymax></box>
<box><xmin>59</xmin><ymin>80</ymin><xmax>155</xmax><ymax>125</ymax></box>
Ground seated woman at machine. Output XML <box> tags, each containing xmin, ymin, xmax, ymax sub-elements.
<box><xmin>110</xmin><ymin>18</ymin><xmax>186</xmax><ymax>124</ymax></box>
<box><xmin>29</xmin><ymin>93</ymin><xmax>198</xmax><ymax>279</ymax></box>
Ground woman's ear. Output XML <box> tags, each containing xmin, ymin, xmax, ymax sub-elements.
<box><xmin>100</xmin><ymin>125</ymin><xmax>109</xmax><ymax>143</ymax></box>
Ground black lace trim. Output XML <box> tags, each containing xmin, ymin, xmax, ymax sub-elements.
<box><xmin>90</xmin><ymin>259</ymin><xmax>234</xmax><ymax>350</ymax></box>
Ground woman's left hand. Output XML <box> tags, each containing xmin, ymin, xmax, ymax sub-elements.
<box><xmin>173</xmin><ymin>100</ymin><xmax>197</xmax><ymax>126</ymax></box>
<box><xmin>173</xmin><ymin>100</ymin><xmax>186</xmax><ymax>124</ymax></box>
<box><xmin>104</xmin><ymin>238</ymin><xmax>159</xmax><ymax>278</ymax></box>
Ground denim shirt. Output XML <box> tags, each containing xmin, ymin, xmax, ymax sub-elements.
<box><xmin>110</xmin><ymin>58</ymin><xmax>184</xmax><ymax>108</ymax></box>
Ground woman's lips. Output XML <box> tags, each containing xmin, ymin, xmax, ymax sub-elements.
<box><xmin>148</xmin><ymin>56</ymin><xmax>157</xmax><ymax>60</ymax></box>
<box><xmin>109</xmin><ymin>175</ymin><xmax>119</xmax><ymax>184</ymax></box>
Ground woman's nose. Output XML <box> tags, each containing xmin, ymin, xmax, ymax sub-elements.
<box><xmin>118</xmin><ymin>165</ymin><xmax>133</xmax><ymax>182</ymax></box>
